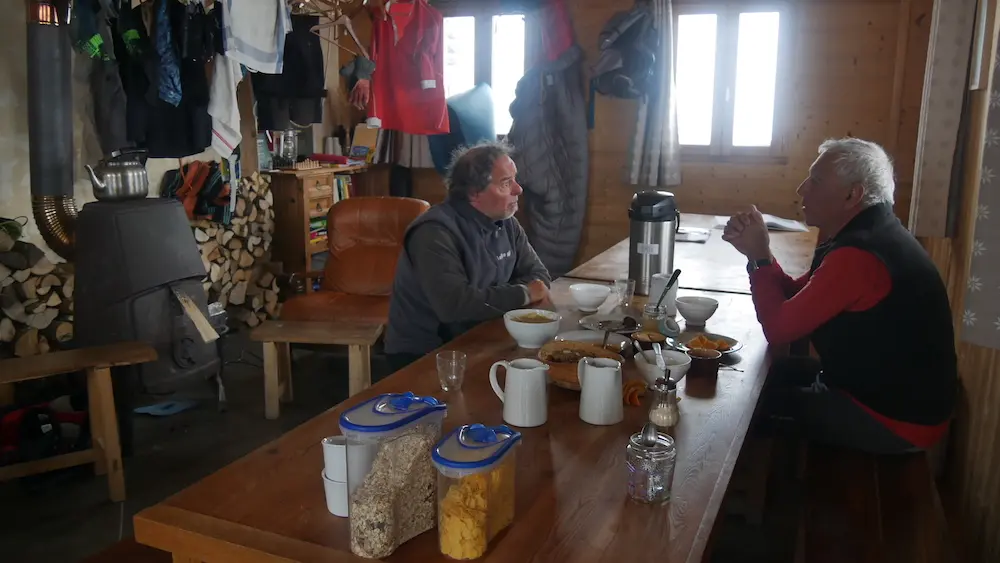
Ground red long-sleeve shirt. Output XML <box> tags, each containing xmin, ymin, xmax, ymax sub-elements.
<box><xmin>749</xmin><ymin>248</ymin><xmax>948</xmax><ymax>448</ymax></box>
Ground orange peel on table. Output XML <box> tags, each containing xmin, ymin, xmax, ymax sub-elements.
<box><xmin>622</xmin><ymin>380</ymin><xmax>647</xmax><ymax>407</ymax></box>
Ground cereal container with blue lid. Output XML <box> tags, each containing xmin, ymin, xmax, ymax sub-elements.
<box><xmin>338</xmin><ymin>392</ymin><xmax>447</xmax><ymax>558</ymax></box>
<box><xmin>432</xmin><ymin>423</ymin><xmax>522</xmax><ymax>560</ymax></box>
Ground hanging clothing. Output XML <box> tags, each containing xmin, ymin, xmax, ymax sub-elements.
<box><xmin>252</xmin><ymin>13</ymin><xmax>326</xmax><ymax>130</ymax></box>
<box><xmin>221</xmin><ymin>0</ymin><xmax>290</xmax><ymax>74</ymax></box>
<box><xmin>111</xmin><ymin>2</ymin><xmax>213</xmax><ymax>158</ymax></box>
<box><xmin>208</xmin><ymin>54</ymin><xmax>245</xmax><ymax>157</ymax></box>
<box><xmin>368</xmin><ymin>0</ymin><xmax>449</xmax><ymax>135</ymax></box>
<box><xmin>507</xmin><ymin>42</ymin><xmax>590</xmax><ymax>279</ymax></box>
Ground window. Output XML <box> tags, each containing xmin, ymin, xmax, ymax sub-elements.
<box><xmin>675</xmin><ymin>6</ymin><xmax>785</xmax><ymax>157</ymax></box>
<box><xmin>442</xmin><ymin>13</ymin><xmax>527</xmax><ymax>135</ymax></box>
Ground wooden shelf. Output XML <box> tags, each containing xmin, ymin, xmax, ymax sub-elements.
<box><xmin>269</xmin><ymin>169</ymin><xmax>359</xmax><ymax>277</ymax></box>
<box><xmin>309</xmin><ymin>240</ymin><xmax>328</xmax><ymax>255</ymax></box>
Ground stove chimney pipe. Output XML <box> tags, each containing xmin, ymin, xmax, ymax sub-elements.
<box><xmin>27</xmin><ymin>0</ymin><xmax>78</xmax><ymax>260</ymax></box>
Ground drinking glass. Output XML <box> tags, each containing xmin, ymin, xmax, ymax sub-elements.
<box><xmin>436</xmin><ymin>351</ymin><xmax>467</xmax><ymax>392</ymax></box>
<box><xmin>613</xmin><ymin>278</ymin><xmax>636</xmax><ymax>310</ymax></box>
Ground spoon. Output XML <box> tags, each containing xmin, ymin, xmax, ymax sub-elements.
<box><xmin>651</xmin><ymin>341</ymin><xmax>668</xmax><ymax>373</ymax></box>
<box><xmin>640</xmin><ymin>422</ymin><xmax>659</xmax><ymax>446</ymax></box>
<box><xmin>655</xmin><ymin>268</ymin><xmax>682</xmax><ymax>309</ymax></box>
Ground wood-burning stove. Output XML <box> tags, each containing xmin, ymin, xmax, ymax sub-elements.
<box><xmin>74</xmin><ymin>199</ymin><xmax>220</xmax><ymax>389</ymax></box>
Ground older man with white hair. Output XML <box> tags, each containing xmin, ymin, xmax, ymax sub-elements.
<box><xmin>723</xmin><ymin>137</ymin><xmax>957</xmax><ymax>454</ymax></box>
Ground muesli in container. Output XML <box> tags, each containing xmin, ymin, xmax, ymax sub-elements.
<box><xmin>339</xmin><ymin>392</ymin><xmax>448</xmax><ymax>558</ymax></box>
<box><xmin>432</xmin><ymin>424</ymin><xmax>522</xmax><ymax>560</ymax></box>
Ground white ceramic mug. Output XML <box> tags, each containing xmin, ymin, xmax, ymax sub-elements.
<box><xmin>577</xmin><ymin>357</ymin><xmax>624</xmax><ymax>426</ymax></box>
<box><xmin>489</xmin><ymin>358</ymin><xmax>549</xmax><ymax>427</ymax></box>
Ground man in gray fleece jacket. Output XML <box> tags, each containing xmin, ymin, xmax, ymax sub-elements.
<box><xmin>384</xmin><ymin>140</ymin><xmax>552</xmax><ymax>371</ymax></box>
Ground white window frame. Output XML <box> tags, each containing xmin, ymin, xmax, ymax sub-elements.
<box><xmin>674</xmin><ymin>3</ymin><xmax>791</xmax><ymax>161</ymax></box>
<box><xmin>439</xmin><ymin>7</ymin><xmax>533</xmax><ymax>138</ymax></box>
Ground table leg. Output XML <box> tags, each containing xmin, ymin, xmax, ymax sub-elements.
<box><xmin>348</xmin><ymin>344</ymin><xmax>371</xmax><ymax>397</ymax></box>
<box><xmin>262</xmin><ymin>342</ymin><xmax>281</xmax><ymax>420</ymax></box>
<box><xmin>87</xmin><ymin>367</ymin><xmax>125</xmax><ymax>502</ymax></box>
<box><xmin>277</xmin><ymin>342</ymin><xmax>293</xmax><ymax>403</ymax></box>
<box><xmin>87</xmin><ymin>373</ymin><xmax>107</xmax><ymax>477</ymax></box>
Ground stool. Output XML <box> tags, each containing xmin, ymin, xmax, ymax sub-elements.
<box><xmin>249</xmin><ymin>320</ymin><xmax>383</xmax><ymax>419</ymax></box>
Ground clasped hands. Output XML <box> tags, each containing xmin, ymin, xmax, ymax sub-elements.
<box><xmin>527</xmin><ymin>279</ymin><xmax>555</xmax><ymax>310</ymax></box>
<box><xmin>721</xmin><ymin>205</ymin><xmax>772</xmax><ymax>262</ymax></box>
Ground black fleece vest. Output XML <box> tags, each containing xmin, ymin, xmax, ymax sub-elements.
<box><xmin>384</xmin><ymin>198</ymin><xmax>517</xmax><ymax>356</ymax></box>
<box><xmin>809</xmin><ymin>203</ymin><xmax>957</xmax><ymax>425</ymax></box>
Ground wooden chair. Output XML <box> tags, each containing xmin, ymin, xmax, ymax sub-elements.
<box><xmin>0</xmin><ymin>342</ymin><xmax>157</xmax><ymax>502</ymax></box>
<box><xmin>279</xmin><ymin>196</ymin><xmax>430</xmax><ymax>325</ymax></box>
<box><xmin>258</xmin><ymin>197</ymin><xmax>427</xmax><ymax>419</ymax></box>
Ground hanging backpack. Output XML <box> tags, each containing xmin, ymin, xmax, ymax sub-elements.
<box><xmin>587</xmin><ymin>3</ymin><xmax>657</xmax><ymax>128</ymax></box>
<box><xmin>592</xmin><ymin>3</ymin><xmax>657</xmax><ymax>99</ymax></box>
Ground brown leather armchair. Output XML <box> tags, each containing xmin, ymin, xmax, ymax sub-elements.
<box><xmin>280</xmin><ymin>196</ymin><xmax>431</xmax><ymax>325</ymax></box>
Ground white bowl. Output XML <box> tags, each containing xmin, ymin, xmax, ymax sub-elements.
<box><xmin>569</xmin><ymin>283</ymin><xmax>611</xmax><ymax>312</ymax></box>
<box><xmin>503</xmin><ymin>309</ymin><xmax>562</xmax><ymax>349</ymax></box>
<box><xmin>675</xmin><ymin>296</ymin><xmax>719</xmax><ymax>326</ymax></box>
<box><xmin>634</xmin><ymin>349</ymin><xmax>692</xmax><ymax>385</ymax></box>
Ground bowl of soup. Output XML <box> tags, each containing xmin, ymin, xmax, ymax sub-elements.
<box><xmin>504</xmin><ymin>309</ymin><xmax>562</xmax><ymax>349</ymax></box>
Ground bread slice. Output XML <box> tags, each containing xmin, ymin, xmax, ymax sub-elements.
<box><xmin>538</xmin><ymin>341</ymin><xmax>624</xmax><ymax>390</ymax></box>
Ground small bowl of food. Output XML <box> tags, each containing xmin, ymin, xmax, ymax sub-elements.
<box><xmin>675</xmin><ymin>296</ymin><xmax>719</xmax><ymax>327</ymax></box>
<box><xmin>634</xmin><ymin>349</ymin><xmax>692</xmax><ymax>385</ymax></box>
<box><xmin>504</xmin><ymin>309</ymin><xmax>562</xmax><ymax>349</ymax></box>
<box><xmin>569</xmin><ymin>283</ymin><xmax>611</xmax><ymax>312</ymax></box>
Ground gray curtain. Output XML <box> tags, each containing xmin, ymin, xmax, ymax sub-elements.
<box><xmin>627</xmin><ymin>0</ymin><xmax>681</xmax><ymax>187</ymax></box>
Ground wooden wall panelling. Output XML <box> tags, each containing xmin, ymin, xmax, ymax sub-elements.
<box><xmin>893</xmin><ymin>0</ymin><xmax>935</xmax><ymax>221</ymax></box>
<box><xmin>919</xmin><ymin>1</ymin><xmax>1000</xmax><ymax>560</ymax></box>
<box><xmin>410</xmin><ymin>0</ymin><xmax>922</xmax><ymax>266</ymax></box>
<box><xmin>237</xmin><ymin>78</ymin><xmax>259</xmax><ymax>176</ymax></box>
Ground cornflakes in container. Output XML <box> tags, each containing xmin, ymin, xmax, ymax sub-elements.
<box><xmin>432</xmin><ymin>424</ymin><xmax>522</xmax><ymax>560</ymax></box>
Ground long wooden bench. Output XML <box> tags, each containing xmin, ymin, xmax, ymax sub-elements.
<box><xmin>797</xmin><ymin>444</ymin><xmax>960</xmax><ymax>562</ymax></box>
<box><xmin>81</xmin><ymin>539</ymin><xmax>169</xmax><ymax>562</ymax></box>
<box><xmin>0</xmin><ymin>342</ymin><xmax>157</xmax><ymax>502</ymax></box>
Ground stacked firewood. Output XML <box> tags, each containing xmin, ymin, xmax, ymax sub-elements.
<box><xmin>0</xmin><ymin>232</ymin><xmax>75</xmax><ymax>357</ymax></box>
<box><xmin>193</xmin><ymin>172</ymin><xmax>281</xmax><ymax>327</ymax></box>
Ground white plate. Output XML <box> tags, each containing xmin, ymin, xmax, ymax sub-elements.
<box><xmin>676</xmin><ymin>332</ymin><xmax>743</xmax><ymax>355</ymax></box>
<box><xmin>578</xmin><ymin>313</ymin><xmax>640</xmax><ymax>334</ymax></box>
<box><xmin>554</xmin><ymin>330</ymin><xmax>630</xmax><ymax>352</ymax></box>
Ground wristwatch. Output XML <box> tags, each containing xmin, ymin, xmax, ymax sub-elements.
<box><xmin>747</xmin><ymin>257</ymin><xmax>773</xmax><ymax>274</ymax></box>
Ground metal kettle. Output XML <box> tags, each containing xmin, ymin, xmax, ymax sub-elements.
<box><xmin>85</xmin><ymin>148</ymin><xmax>150</xmax><ymax>201</ymax></box>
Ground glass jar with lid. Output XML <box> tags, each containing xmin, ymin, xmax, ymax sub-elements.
<box><xmin>642</xmin><ymin>303</ymin><xmax>668</xmax><ymax>333</ymax></box>
<box><xmin>432</xmin><ymin>424</ymin><xmax>522</xmax><ymax>560</ymax></box>
<box><xmin>647</xmin><ymin>377</ymin><xmax>679</xmax><ymax>432</ymax></box>
<box><xmin>626</xmin><ymin>425</ymin><xmax>677</xmax><ymax>504</ymax></box>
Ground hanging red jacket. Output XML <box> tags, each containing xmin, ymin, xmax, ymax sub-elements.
<box><xmin>368</xmin><ymin>0</ymin><xmax>450</xmax><ymax>135</ymax></box>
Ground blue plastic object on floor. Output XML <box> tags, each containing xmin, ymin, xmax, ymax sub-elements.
<box><xmin>133</xmin><ymin>400</ymin><xmax>198</xmax><ymax>417</ymax></box>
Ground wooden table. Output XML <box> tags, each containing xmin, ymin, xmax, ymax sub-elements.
<box><xmin>134</xmin><ymin>279</ymin><xmax>770</xmax><ymax>563</ymax></box>
<box><xmin>250</xmin><ymin>320</ymin><xmax>384</xmax><ymax>419</ymax></box>
<box><xmin>565</xmin><ymin>214</ymin><xmax>818</xmax><ymax>294</ymax></box>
